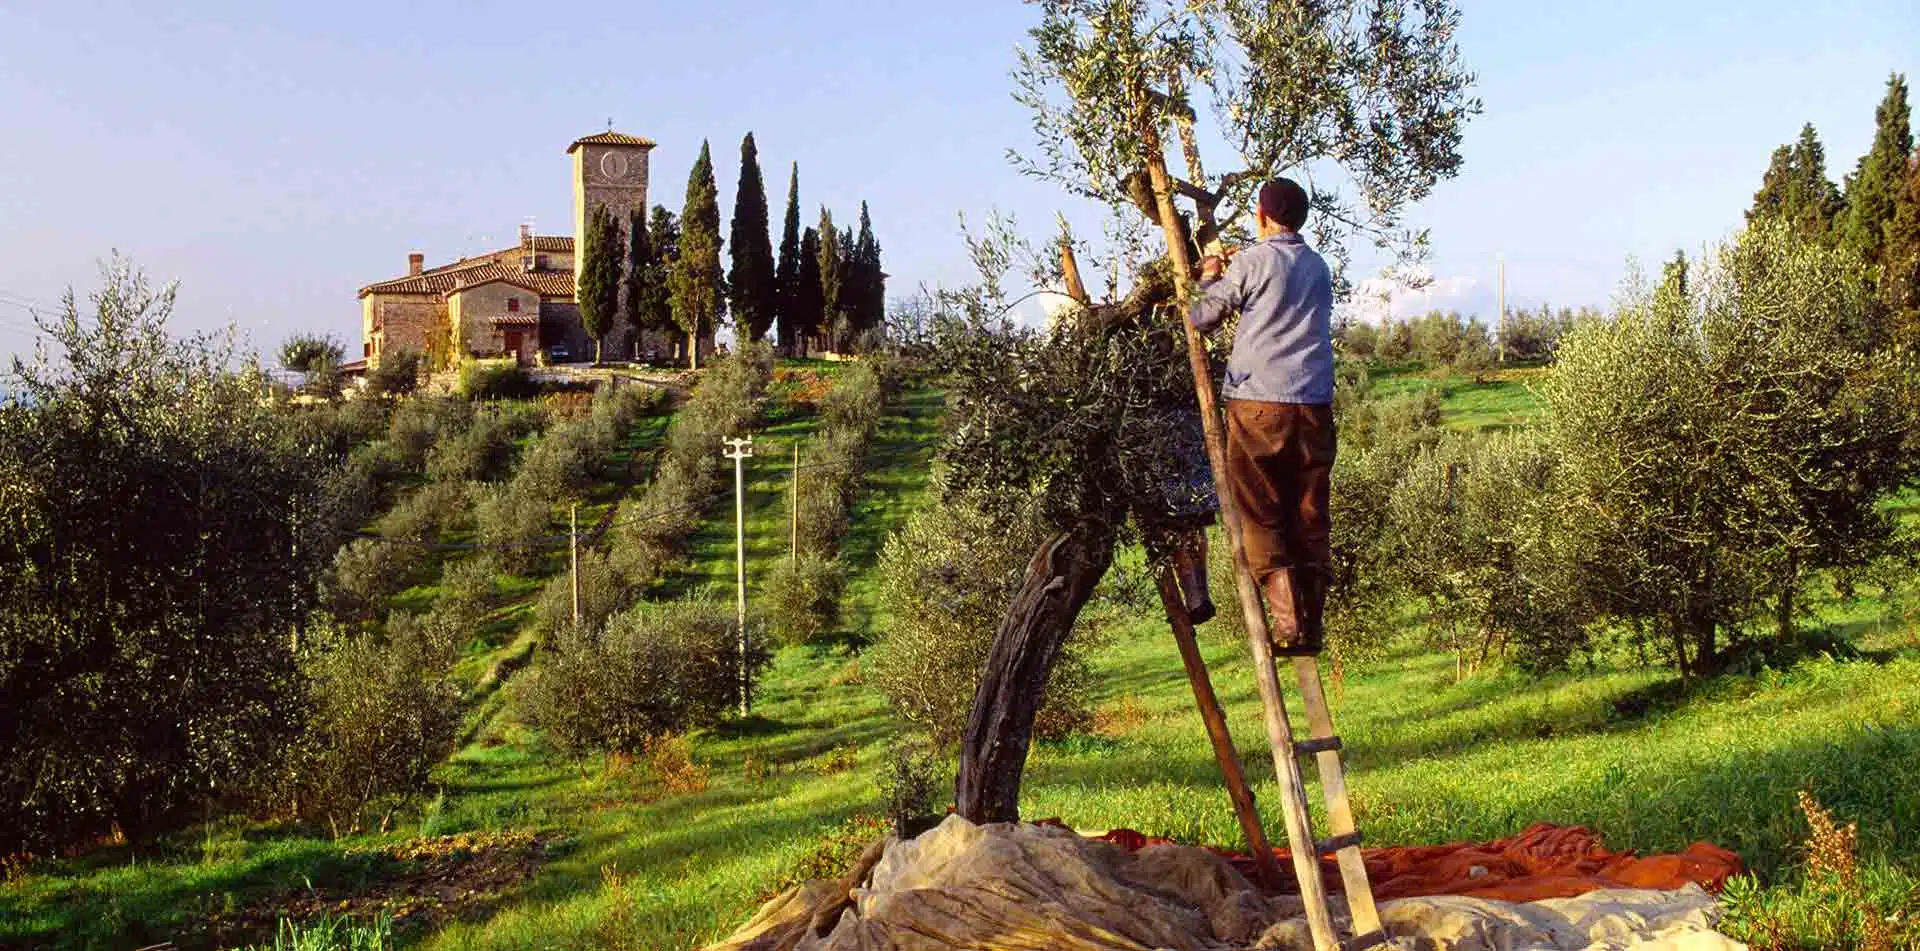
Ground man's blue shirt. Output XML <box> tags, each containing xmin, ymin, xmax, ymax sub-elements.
<box><xmin>1185</xmin><ymin>231</ymin><xmax>1335</xmax><ymax>405</ymax></box>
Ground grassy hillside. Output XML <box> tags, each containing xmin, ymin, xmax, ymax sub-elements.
<box><xmin>2</xmin><ymin>368</ymin><xmax>1914</xmax><ymax>951</ymax></box>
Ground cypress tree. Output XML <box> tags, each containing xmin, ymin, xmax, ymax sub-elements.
<box><xmin>816</xmin><ymin>209</ymin><xmax>843</xmax><ymax>351</ymax></box>
<box><xmin>641</xmin><ymin>205</ymin><xmax>679</xmax><ymax>341</ymax></box>
<box><xmin>1884</xmin><ymin>153</ymin><xmax>1920</xmax><ymax>347</ymax></box>
<box><xmin>620</xmin><ymin>208</ymin><xmax>649</xmax><ymax>358</ymax></box>
<box><xmin>1749</xmin><ymin>145</ymin><xmax>1794</xmax><ymax>224</ymax></box>
<box><xmin>578</xmin><ymin>204</ymin><xmax>622</xmax><ymax>364</ymax></box>
<box><xmin>671</xmin><ymin>141</ymin><xmax>724</xmax><ymax>370</ymax></box>
<box><xmin>1750</xmin><ymin>124</ymin><xmax>1847</xmax><ymax>238</ymax></box>
<box><xmin>796</xmin><ymin>226</ymin><xmax>824</xmax><ymax>353</ymax></box>
<box><xmin>774</xmin><ymin>163</ymin><xmax>803</xmax><ymax>354</ymax></box>
<box><xmin>1840</xmin><ymin>73</ymin><xmax>1912</xmax><ymax>269</ymax></box>
<box><xmin>838</xmin><ymin>225</ymin><xmax>856</xmax><ymax>350</ymax></box>
<box><xmin>727</xmin><ymin>132</ymin><xmax>778</xmax><ymax>343</ymax></box>
<box><xmin>1788</xmin><ymin>124</ymin><xmax>1846</xmax><ymax>238</ymax></box>
<box><xmin>851</xmin><ymin>201</ymin><xmax>885</xmax><ymax>344</ymax></box>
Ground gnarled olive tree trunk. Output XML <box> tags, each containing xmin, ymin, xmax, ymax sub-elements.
<box><xmin>955</xmin><ymin>526</ymin><xmax>1113</xmax><ymax>824</ymax></box>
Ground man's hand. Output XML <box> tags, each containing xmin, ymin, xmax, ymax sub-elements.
<box><xmin>1199</xmin><ymin>255</ymin><xmax>1225</xmax><ymax>282</ymax></box>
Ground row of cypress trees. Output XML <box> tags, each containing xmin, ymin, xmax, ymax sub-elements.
<box><xmin>577</xmin><ymin>134</ymin><xmax>886</xmax><ymax>367</ymax></box>
<box><xmin>1748</xmin><ymin>72</ymin><xmax>1919</xmax><ymax>343</ymax></box>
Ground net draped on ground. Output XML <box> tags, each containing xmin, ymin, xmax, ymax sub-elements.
<box><xmin>1090</xmin><ymin>820</ymin><xmax>1743</xmax><ymax>904</ymax></box>
<box><xmin>705</xmin><ymin>815</ymin><xmax>1746</xmax><ymax>951</ymax></box>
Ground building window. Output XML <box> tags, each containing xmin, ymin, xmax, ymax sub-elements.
<box><xmin>507</xmin><ymin>298</ymin><xmax>520</xmax><ymax>313</ymax></box>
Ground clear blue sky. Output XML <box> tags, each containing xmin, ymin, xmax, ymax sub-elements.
<box><xmin>1</xmin><ymin>0</ymin><xmax>1914</xmax><ymax>359</ymax></box>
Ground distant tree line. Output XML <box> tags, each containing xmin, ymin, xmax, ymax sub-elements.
<box><xmin>1333</xmin><ymin>74</ymin><xmax>1919</xmax><ymax>380</ymax></box>
<box><xmin>575</xmin><ymin>132</ymin><xmax>889</xmax><ymax>367</ymax></box>
<box><xmin>1335</xmin><ymin>306</ymin><xmax>1602</xmax><ymax>375</ymax></box>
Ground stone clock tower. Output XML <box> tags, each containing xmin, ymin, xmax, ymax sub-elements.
<box><xmin>567</xmin><ymin>130</ymin><xmax>656</xmax><ymax>279</ymax></box>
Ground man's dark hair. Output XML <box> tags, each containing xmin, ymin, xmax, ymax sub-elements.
<box><xmin>1258</xmin><ymin>178</ymin><xmax>1310</xmax><ymax>231</ymax></box>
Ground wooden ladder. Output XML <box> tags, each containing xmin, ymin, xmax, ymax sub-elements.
<box><xmin>1127</xmin><ymin>142</ymin><xmax>1384</xmax><ymax>948</ymax></box>
<box><xmin>1157</xmin><ymin>561</ymin><xmax>1386</xmax><ymax>951</ymax></box>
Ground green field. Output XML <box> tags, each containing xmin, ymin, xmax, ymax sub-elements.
<box><xmin>2</xmin><ymin>369</ymin><xmax>1916</xmax><ymax>951</ymax></box>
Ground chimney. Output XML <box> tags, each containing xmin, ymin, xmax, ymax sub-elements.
<box><xmin>408</xmin><ymin>252</ymin><xmax>424</xmax><ymax>276</ymax></box>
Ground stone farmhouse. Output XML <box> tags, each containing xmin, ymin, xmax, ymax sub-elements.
<box><xmin>357</xmin><ymin>130</ymin><xmax>708</xmax><ymax>369</ymax></box>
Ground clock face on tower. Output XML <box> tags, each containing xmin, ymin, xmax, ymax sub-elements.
<box><xmin>599</xmin><ymin>151</ymin><xmax>631</xmax><ymax>182</ymax></box>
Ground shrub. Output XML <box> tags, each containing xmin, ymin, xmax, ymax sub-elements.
<box><xmin>434</xmin><ymin>556</ymin><xmax>498</xmax><ymax>633</ymax></box>
<box><xmin>761</xmin><ymin>551</ymin><xmax>847</xmax><ymax>646</ymax></box>
<box><xmin>515</xmin><ymin>423</ymin><xmax>601</xmax><ymax>501</ymax></box>
<box><xmin>1387</xmin><ymin>429</ymin><xmax>1586</xmax><ymax>672</ymax></box>
<box><xmin>367</xmin><ymin>348</ymin><xmax>424</xmax><ymax>398</ymax></box>
<box><xmin>605</xmin><ymin>349</ymin><xmax>771</xmax><ymax>579</ymax></box>
<box><xmin>292</xmin><ymin>398</ymin><xmax>391</xmax><ymax>462</ymax></box>
<box><xmin>386</xmin><ymin>397</ymin><xmax>475</xmax><ymax>473</ymax></box>
<box><xmin>514</xmin><ymin>591</ymin><xmax>766</xmax><ymax>754</ymax></box>
<box><xmin>868</xmin><ymin>494</ymin><xmax>1094</xmax><ymax>745</ymax></box>
<box><xmin>662</xmin><ymin>343</ymin><xmax>772</xmax><ymax>466</ymax></box>
<box><xmin>342</xmin><ymin>440</ymin><xmax>404</xmax><ymax>504</ymax></box>
<box><xmin>473</xmin><ymin>483</ymin><xmax>555</xmax><ymax>573</ymax></box>
<box><xmin>879</xmin><ymin>737</ymin><xmax>946</xmax><ymax>838</ymax></box>
<box><xmin>819</xmin><ymin>362</ymin><xmax>885</xmax><ymax>437</ymax></box>
<box><xmin>373</xmin><ymin>480</ymin><xmax>471</xmax><ymax>544</ymax></box>
<box><xmin>533</xmin><ymin>548</ymin><xmax>629</xmax><ymax>636</ymax></box>
<box><xmin>285</xmin><ymin>614</ymin><xmax>460</xmax><ymax>833</ymax></box>
<box><xmin>458</xmin><ymin>359</ymin><xmax>536</xmax><ymax>400</ymax></box>
<box><xmin>425</xmin><ymin>414</ymin><xmax>516</xmax><ymax>483</ymax></box>
<box><xmin>323</xmin><ymin>538</ymin><xmax>425</xmax><ymax>622</ymax></box>
<box><xmin>494</xmin><ymin>399</ymin><xmax>551</xmax><ymax>441</ymax></box>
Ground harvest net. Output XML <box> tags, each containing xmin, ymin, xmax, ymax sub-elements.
<box><xmin>706</xmin><ymin>816</ymin><xmax>1745</xmax><ymax>951</ymax></box>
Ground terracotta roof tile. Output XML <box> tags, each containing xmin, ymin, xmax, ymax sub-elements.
<box><xmin>444</xmin><ymin>264</ymin><xmax>576</xmax><ymax>298</ymax></box>
<box><xmin>567</xmin><ymin>130</ymin><xmax>657</xmax><ymax>152</ymax></box>
<box><xmin>359</xmin><ymin>238</ymin><xmax>575</xmax><ymax>297</ymax></box>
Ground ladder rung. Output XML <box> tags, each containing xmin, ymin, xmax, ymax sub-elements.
<box><xmin>1343</xmin><ymin>929</ymin><xmax>1389</xmax><ymax>951</ymax></box>
<box><xmin>1293</xmin><ymin>735</ymin><xmax>1343</xmax><ymax>756</ymax></box>
<box><xmin>1317</xmin><ymin>831</ymin><xmax>1363</xmax><ymax>854</ymax></box>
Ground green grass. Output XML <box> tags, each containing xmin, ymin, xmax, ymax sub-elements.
<box><xmin>4</xmin><ymin>368</ymin><xmax>1917</xmax><ymax>951</ymax></box>
<box><xmin>1371</xmin><ymin>364</ymin><xmax>1549</xmax><ymax>432</ymax></box>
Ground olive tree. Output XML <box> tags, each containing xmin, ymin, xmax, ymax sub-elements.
<box><xmin>0</xmin><ymin>259</ymin><xmax>337</xmax><ymax>851</ymax></box>
<box><xmin>950</xmin><ymin>0</ymin><xmax>1478</xmax><ymax>822</ymax></box>
<box><xmin>1544</xmin><ymin>224</ymin><xmax>1919</xmax><ymax>677</ymax></box>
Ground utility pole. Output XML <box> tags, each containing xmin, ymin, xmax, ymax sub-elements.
<box><xmin>790</xmin><ymin>443</ymin><xmax>800</xmax><ymax>567</ymax></box>
<box><xmin>723</xmin><ymin>435</ymin><xmax>755</xmax><ymax>715</ymax></box>
<box><xmin>570</xmin><ymin>504</ymin><xmax>582</xmax><ymax>627</ymax></box>
<box><xmin>1495</xmin><ymin>253</ymin><xmax>1507</xmax><ymax>366</ymax></box>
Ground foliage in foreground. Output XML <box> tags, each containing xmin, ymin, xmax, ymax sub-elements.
<box><xmin>277</xmin><ymin>615</ymin><xmax>462</xmax><ymax>834</ymax></box>
<box><xmin>0</xmin><ymin>260</ymin><xmax>338</xmax><ymax>852</ymax></box>
<box><xmin>868</xmin><ymin>493</ymin><xmax>1095</xmax><ymax>745</ymax></box>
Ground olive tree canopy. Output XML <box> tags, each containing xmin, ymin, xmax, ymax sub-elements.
<box><xmin>1012</xmin><ymin>0</ymin><xmax>1479</xmax><ymax>281</ymax></box>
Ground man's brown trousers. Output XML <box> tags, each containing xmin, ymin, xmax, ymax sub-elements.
<box><xmin>1224</xmin><ymin>400</ymin><xmax>1336</xmax><ymax>653</ymax></box>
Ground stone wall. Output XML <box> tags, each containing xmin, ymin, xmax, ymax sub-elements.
<box><xmin>368</xmin><ymin>295</ymin><xmax>446</xmax><ymax>367</ymax></box>
<box><xmin>450</xmin><ymin>283</ymin><xmax>542</xmax><ymax>360</ymax></box>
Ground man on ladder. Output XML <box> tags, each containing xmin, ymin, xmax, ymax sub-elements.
<box><xmin>1185</xmin><ymin>177</ymin><xmax>1335</xmax><ymax>657</ymax></box>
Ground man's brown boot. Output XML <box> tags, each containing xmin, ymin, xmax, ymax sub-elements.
<box><xmin>1263</xmin><ymin>570</ymin><xmax>1304</xmax><ymax>652</ymax></box>
<box><xmin>1275</xmin><ymin>564</ymin><xmax>1326</xmax><ymax>657</ymax></box>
